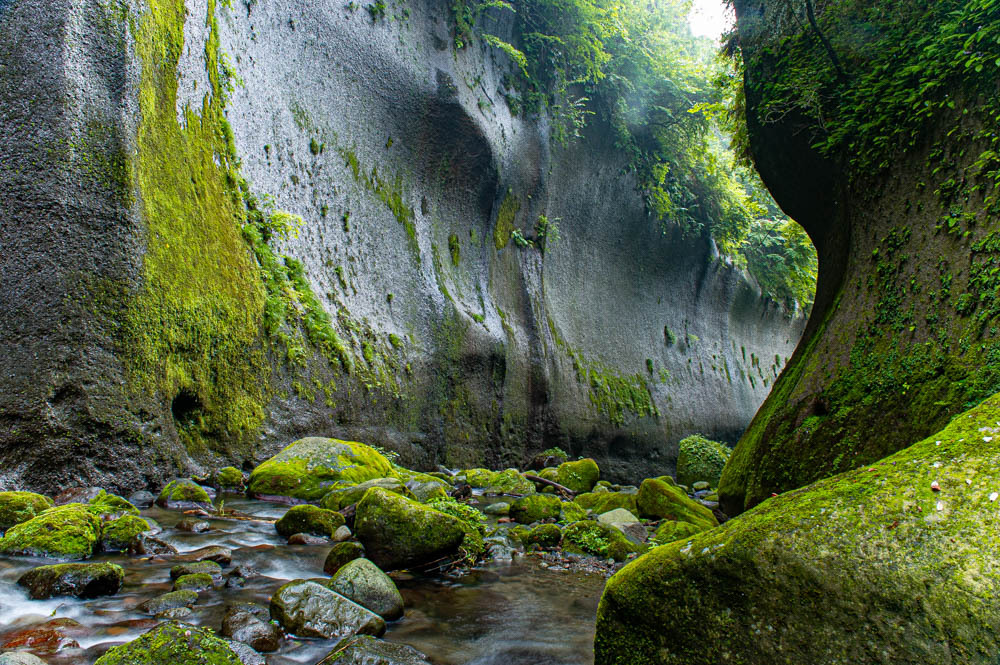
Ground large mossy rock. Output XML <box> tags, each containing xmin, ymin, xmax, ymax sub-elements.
<box><xmin>101</xmin><ymin>514</ymin><xmax>151</xmax><ymax>552</ymax></box>
<box><xmin>275</xmin><ymin>505</ymin><xmax>346</xmax><ymax>539</ymax></box>
<box><xmin>94</xmin><ymin>621</ymin><xmax>242</xmax><ymax>665</ymax></box>
<box><xmin>575</xmin><ymin>491</ymin><xmax>637</xmax><ymax>515</ymax></box>
<box><xmin>596</xmin><ymin>394</ymin><xmax>1000</xmax><ymax>664</ymax></box>
<box><xmin>509</xmin><ymin>494</ymin><xmax>563</xmax><ymax>524</ymax></box>
<box><xmin>0</xmin><ymin>504</ymin><xmax>101</xmax><ymax>559</ymax></box>
<box><xmin>319</xmin><ymin>478</ymin><xmax>414</xmax><ymax>511</ymax></box>
<box><xmin>556</xmin><ymin>458</ymin><xmax>600</xmax><ymax>493</ymax></box>
<box><xmin>18</xmin><ymin>562</ymin><xmax>124</xmax><ymax>599</ymax></box>
<box><xmin>635</xmin><ymin>479</ymin><xmax>716</xmax><ymax>530</ymax></box>
<box><xmin>156</xmin><ymin>479</ymin><xmax>212</xmax><ymax>509</ymax></box>
<box><xmin>563</xmin><ymin>521</ymin><xmax>638</xmax><ymax>562</ymax></box>
<box><xmin>0</xmin><ymin>491</ymin><xmax>53</xmax><ymax>531</ymax></box>
<box><xmin>675</xmin><ymin>435</ymin><xmax>729</xmax><ymax>488</ymax></box>
<box><xmin>327</xmin><ymin>558</ymin><xmax>405</xmax><ymax>620</ymax></box>
<box><xmin>270</xmin><ymin>579</ymin><xmax>386</xmax><ymax>639</ymax></box>
<box><xmin>249</xmin><ymin>438</ymin><xmax>395</xmax><ymax>501</ymax></box>
<box><xmin>88</xmin><ymin>490</ymin><xmax>140</xmax><ymax>519</ymax></box>
<box><xmin>353</xmin><ymin>488</ymin><xmax>465</xmax><ymax>571</ymax></box>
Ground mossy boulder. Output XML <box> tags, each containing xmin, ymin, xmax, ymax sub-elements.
<box><xmin>319</xmin><ymin>478</ymin><xmax>414</xmax><ymax>511</ymax></box>
<box><xmin>353</xmin><ymin>488</ymin><xmax>466</xmax><ymax>571</ymax></box>
<box><xmin>522</xmin><ymin>523</ymin><xmax>562</xmax><ymax>549</ymax></box>
<box><xmin>0</xmin><ymin>504</ymin><xmax>101</xmax><ymax>559</ymax></box>
<box><xmin>675</xmin><ymin>435</ymin><xmax>730</xmax><ymax>488</ymax></box>
<box><xmin>409</xmin><ymin>482</ymin><xmax>449</xmax><ymax>504</ymax></box>
<box><xmin>101</xmin><ymin>515</ymin><xmax>151</xmax><ymax>552</ymax></box>
<box><xmin>560</xmin><ymin>500</ymin><xmax>587</xmax><ymax>523</ymax></box>
<box><xmin>171</xmin><ymin>560</ymin><xmax>223</xmax><ymax>583</ymax></box>
<box><xmin>556</xmin><ymin>458</ymin><xmax>600</xmax><ymax>493</ymax></box>
<box><xmin>509</xmin><ymin>494</ymin><xmax>562</xmax><ymax>524</ymax></box>
<box><xmin>324</xmin><ymin>541</ymin><xmax>366</xmax><ymax>575</ymax></box>
<box><xmin>327</xmin><ymin>558</ymin><xmax>405</xmax><ymax>620</ymax></box>
<box><xmin>270</xmin><ymin>579</ymin><xmax>386</xmax><ymax>639</ymax></box>
<box><xmin>0</xmin><ymin>491</ymin><xmax>53</xmax><ymax>531</ymax></box>
<box><xmin>484</xmin><ymin>469</ymin><xmax>536</xmax><ymax>494</ymax></box>
<box><xmin>575</xmin><ymin>491</ymin><xmax>638</xmax><ymax>515</ymax></box>
<box><xmin>94</xmin><ymin>621</ymin><xmax>242</xmax><ymax>665</ymax></box>
<box><xmin>215</xmin><ymin>467</ymin><xmax>244</xmax><ymax>489</ymax></box>
<box><xmin>635</xmin><ymin>479</ymin><xmax>717</xmax><ymax>531</ymax></box>
<box><xmin>18</xmin><ymin>562</ymin><xmax>124</xmax><ymax>599</ymax></box>
<box><xmin>156</xmin><ymin>479</ymin><xmax>212</xmax><ymax>509</ymax></box>
<box><xmin>651</xmin><ymin>520</ymin><xmax>704</xmax><ymax>545</ymax></box>
<box><xmin>88</xmin><ymin>490</ymin><xmax>140</xmax><ymax>519</ymax></box>
<box><xmin>173</xmin><ymin>573</ymin><xmax>215</xmax><ymax>592</ymax></box>
<box><xmin>139</xmin><ymin>590</ymin><xmax>199</xmax><ymax>615</ymax></box>
<box><xmin>596</xmin><ymin>394</ymin><xmax>1000</xmax><ymax>664</ymax></box>
<box><xmin>248</xmin><ymin>437</ymin><xmax>396</xmax><ymax>501</ymax></box>
<box><xmin>563</xmin><ymin>521</ymin><xmax>637</xmax><ymax>562</ymax></box>
<box><xmin>275</xmin><ymin>505</ymin><xmax>346</xmax><ymax>539</ymax></box>
<box><xmin>458</xmin><ymin>468</ymin><xmax>497</xmax><ymax>488</ymax></box>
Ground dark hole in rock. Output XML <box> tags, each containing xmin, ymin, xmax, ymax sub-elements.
<box><xmin>171</xmin><ymin>390</ymin><xmax>202</xmax><ymax>425</ymax></box>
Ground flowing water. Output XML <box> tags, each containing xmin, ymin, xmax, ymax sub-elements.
<box><xmin>0</xmin><ymin>495</ymin><xmax>607</xmax><ymax>664</ymax></box>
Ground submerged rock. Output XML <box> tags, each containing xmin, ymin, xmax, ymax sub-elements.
<box><xmin>0</xmin><ymin>504</ymin><xmax>101</xmax><ymax>559</ymax></box>
<box><xmin>127</xmin><ymin>533</ymin><xmax>177</xmax><ymax>556</ymax></box>
<box><xmin>18</xmin><ymin>563</ymin><xmax>124</xmax><ymax>599</ymax></box>
<box><xmin>275</xmin><ymin>504</ymin><xmax>345</xmax><ymax>539</ymax></box>
<box><xmin>221</xmin><ymin>603</ymin><xmax>281</xmax><ymax>652</ymax></box>
<box><xmin>317</xmin><ymin>635</ymin><xmax>434</xmax><ymax>664</ymax></box>
<box><xmin>248</xmin><ymin>438</ymin><xmax>395</xmax><ymax>501</ymax></box>
<box><xmin>596</xmin><ymin>395</ymin><xmax>1000</xmax><ymax>663</ymax></box>
<box><xmin>509</xmin><ymin>494</ymin><xmax>562</xmax><ymax>524</ymax></box>
<box><xmin>175</xmin><ymin>517</ymin><xmax>210</xmax><ymax>533</ymax></box>
<box><xmin>174</xmin><ymin>545</ymin><xmax>232</xmax><ymax>565</ymax></box>
<box><xmin>173</xmin><ymin>573</ymin><xmax>215</xmax><ymax>592</ymax></box>
<box><xmin>0</xmin><ymin>491</ymin><xmax>53</xmax><ymax>531</ymax></box>
<box><xmin>353</xmin><ymin>488</ymin><xmax>465</xmax><ymax>571</ymax></box>
<box><xmin>269</xmin><ymin>580</ymin><xmax>386</xmax><ymax>639</ymax></box>
<box><xmin>635</xmin><ymin>478</ymin><xmax>717</xmax><ymax>530</ymax></box>
<box><xmin>94</xmin><ymin>622</ymin><xmax>242</xmax><ymax>665</ymax></box>
<box><xmin>327</xmin><ymin>558</ymin><xmax>405</xmax><ymax>620</ymax></box>
<box><xmin>156</xmin><ymin>480</ymin><xmax>212</xmax><ymax>509</ymax></box>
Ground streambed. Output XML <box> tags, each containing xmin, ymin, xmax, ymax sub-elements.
<box><xmin>0</xmin><ymin>495</ymin><xmax>607</xmax><ymax>665</ymax></box>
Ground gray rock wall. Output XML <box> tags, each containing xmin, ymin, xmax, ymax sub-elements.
<box><xmin>0</xmin><ymin>0</ymin><xmax>805</xmax><ymax>492</ymax></box>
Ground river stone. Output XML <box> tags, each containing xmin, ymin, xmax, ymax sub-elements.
<box><xmin>327</xmin><ymin>558</ymin><xmax>404</xmax><ymax>620</ymax></box>
<box><xmin>324</xmin><ymin>541</ymin><xmax>366</xmax><ymax>575</ymax></box>
<box><xmin>483</xmin><ymin>469</ymin><xmax>536</xmax><ymax>495</ymax></box>
<box><xmin>556</xmin><ymin>458</ymin><xmax>600</xmax><ymax>493</ymax></box>
<box><xmin>88</xmin><ymin>491</ymin><xmax>140</xmax><ymax>519</ymax></box>
<box><xmin>319</xmin><ymin>478</ymin><xmax>415</xmax><ymax>511</ymax></box>
<box><xmin>353</xmin><ymin>488</ymin><xmax>465</xmax><ymax>571</ymax></box>
<box><xmin>275</xmin><ymin>504</ymin><xmax>345</xmax><ymax>539</ymax></box>
<box><xmin>332</xmin><ymin>525</ymin><xmax>352</xmax><ymax>542</ymax></box>
<box><xmin>522</xmin><ymin>523</ymin><xmax>562</xmax><ymax>549</ymax></box>
<box><xmin>127</xmin><ymin>490</ymin><xmax>155</xmax><ymax>509</ymax></box>
<box><xmin>0</xmin><ymin>491</ymin><xmax>53</xmax><ymax>530</ymax></box>
<box><xmin>482</xmin><ymin>502</ymin><xmax>510</xmax><ymax>516</ymax></box>
<box><xmin>317</xmin><ymin>635</ymin><xmax>434</xmax><ymax>664</ymax></box>
<box><xmin>175</xmin><ymin>518</ymin><xmax>210</xmax><ymax>533</ymax></box>
<box><xmin>269</xmin><ymin>580</ymin><xmax>386</xmax><ymax>639</ymax></box>
<box><xmin>635</xmin><ymin>478</ymin><xmax>717</xmax><ymax>530</ymax></box>
<box><xmin>0</xmin><ymin>504</ymin><xmax>101</xmax><ymax>559</ymax></box>
<box><xmin>17</xmin><ymin>563</ymin><xmax>124</xmax><ymax>599</ymax></box>
<box><xmin>93</xmin><ymin>621</ymin><xmax>242</xmax><ymax>665</ymax></box>
<box><xmin>0</xmin><ymin>653</ymin><xmax>49</xmax><ymax>665</ymax></box>
<box><xmin>173</xmin><ymin>573</ymin><xmax>215</xmax><ymax>592</ymax></box>
<box><xmin>171</xmin><ymin>560</ymin><xmax>223</xmax><ymax>582</ymax></box>
<box><xmin>248</xmin><ymin>438</ymin><xmax>396</xmax><ymax>502</ymax></box>
<box><xmin>562</xmin><ymin>521</ymin><xmax>638</xmax><ymax>562</ymax></box>
<box><xmin>675</xmin><ymin>434</ymin><xmax>730</xmax><ymax>488</ymax></box>
<box><xmin>224</xmin><ymin>639</ymin><xmax>266</xmax><ymax>665</ymax></box>
<box><xmin>574</xmin><ymin>491</ymin><xmax>638</xmax><ymax>516</ymax></box>
<box><xmin>174</xmin><ymin>545</ymin><xmax>232</xmax><ymax>565</ymax></box>
<box><xmin>509</xmin><ymin>494</ymin><xmax>562</xmax><ymax>524</ymax></box>
<box><xmin>216</xmin><ymin>467</ymin><xmax>244</xmax><ymax>489</ymax></box>
<box><xmin>127</xmin><ymin>533</ymin><xmax>177</xmax><ymax>556</ymax></box>
<box><xmin>156</xmin><ymin>480</ymin><xmax>212</xmax><ymax>509</ymax></box>
<box><xmin>101</xmin><ymin>515</ymin><xmax>151</xmax><ymax>552</ymax></box>
<box><xmin>139</xmin><ymin>590</ymin><xmax>199</xmax><ymax>615</ymax></box>
<box><xmin>597</xmin><ymin>508</ymin><xmax>639</xmax><ymax>525</ymax></box>
<box><xmin>221</xmin><ymin>603</ymin><xmax>281</xmax><ymax>652</ymax></box>
<box><xmin>406</xmin><ymin>480</ymin><xmax>449</xmax><ymax>504</ymax></box>
<box><xmin>288</xmin><ymin>533</ymin><xmax>328</xmax><ymax>545</ymax></box>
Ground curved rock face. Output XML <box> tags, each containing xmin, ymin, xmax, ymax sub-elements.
<box><xmin>0</xmin><ymin>0</ymin><xmax>804</xmax><ymax>493</ymax></box>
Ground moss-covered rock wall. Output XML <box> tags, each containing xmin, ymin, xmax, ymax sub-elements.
<box><xmin>0</xmin><ymin>0</ymin><xmax>804</xmax><ymax>492</ymax></box>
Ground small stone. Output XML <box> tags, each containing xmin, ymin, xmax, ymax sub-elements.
<box><xmin>316</xmin><ymin>635</ymin><xmax>433</xmax><ymax>665</ymax></box>
<box><xmin>288</xmin><ymin>533</ymin><xmax>328</xmax><ymax>545</ymax></box>
<box><xmin>157</xmin><ymin>607</ymin><xmax>192</xmax><ymax>620</ymax></box>
<box><xmin>0</xmin><ymin>652</ymin><xmax>50</xmax><ymax>665</ymax></box>
<box><xmin>171</xmin><ymin>560</ymin><xmax>223</xmax><ymax>582</ymax></box>
<box><xmin>176</xmin><ymin>518</ymin><xmax>210</xmax><ymax>533</ymax></box>
<box><xmin>173</xmin><ymin>573</ymin><xmax>215</xmax><ymax>592</ymax></box>
<box><xmin>991</xmin><ymin>492</ymin><xmax>999</xmax><ymax>502</ymax></box>
<box><xmin>691</xmin><ymin>481</ymin><xmax>710</xmax><ymax>491</ymax></box>
<box><xmin>325</xmin><ymin>541</ymin><xmax>366</xmax><ymax>575</ymax></box>
<box><xmin>931</xmin><ymin>481</ymin><xmax>941</xmax><ymax>492</ymax></box>
<box><xmin>332</xmin><ymin>525</ymin><xmax>352</xmax><ymax>542</ymax></box>
<box><xmin>127</xmin><ymin>533</ymin><xmax>177</xmax><ymax>556</ymax></box>
<box><xmin>174</xmin><ymin>545</ymin><xmax>232</xmax><ymax>565</ymax></box>
<box><xmin>138</xmin><ymin>590</ymin><xmax>199</xmax><ymax>615</ymax></box>
<box><xmin>221</xmin><ymin>603</ymin><xmax>281</xmax><ymax>652</ymax></box>
<box><xmin>127</xmin><ymin>491</ymin><xmax>155</xmax><ymax>509</ymax></box>
<box><xmin>936</xmin><ymin>501</ymin><xmax>944</xmax><ymax>512</ymax></box>
<box><xmin>225</xmin><ymin>639</ymin><xmax>266</xmax><ymax>665</ymax></box>
<box><xmin>482</xmin><ymin>502</ymin><xmax>511</xmax><ymax>516</ymax></box>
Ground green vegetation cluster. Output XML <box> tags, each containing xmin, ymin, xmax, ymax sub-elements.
<box><xmin>454</xmin><ymin>0</ymin><xmax>817</xmax><ymax>310</ymax></box>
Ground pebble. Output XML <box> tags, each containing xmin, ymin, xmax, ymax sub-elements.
<box><xmin>288</xmin><ymin>533</ymin><xmax>328</xmax><ymax>545</ymax></box>
<box><xmin>176</xmin><ymin>518</ymin><xmax>210</xmax><ymax>533</ymax></box>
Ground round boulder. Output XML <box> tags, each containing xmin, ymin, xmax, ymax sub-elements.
<box><xmin>327</xmin><ymin>558</ymin><xmax>404</xmax><ymax>620</ymax></box>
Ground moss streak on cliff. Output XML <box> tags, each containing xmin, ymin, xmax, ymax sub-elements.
<box><xmin>127</xmin><ymin>0</ymin><xmax>267</xmax><ymax>455</ymax></box>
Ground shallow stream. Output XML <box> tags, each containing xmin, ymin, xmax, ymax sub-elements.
<box><xmin>0</xmin><ymin>495</ymin><xmax>607</xmax><ymax>664</ymax></box>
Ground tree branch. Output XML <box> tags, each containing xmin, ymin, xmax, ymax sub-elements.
<box><xmin>804</xmin><ymin>0</ymin><xmax>847</xmax><ymax>81</ymax></box>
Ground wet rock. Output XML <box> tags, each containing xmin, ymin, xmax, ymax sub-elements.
<box><xmin>635</xmin><ymin>478</ymin><xmax>718</xmax><ymax>531</ymax></box>
<box><xmin>224</xmin><ymin>639</ymin><xmax>265</xmax><ymax>665</ymax></box>
<box><xmin>406</xmin><ymin>480</ymin><xmax>449</xmax><ymax>504</ymax></box>
<box><xmin>269</xmin><ymin>580</ymin><xmax>386</xmax><ymax>639</ymax></box>
<box><xmin>158</xmin><ymin>607</ymin><xmax>193</xmax><ymax>619</ymax></box>
<box><xmin>138</xmin><ymin>590</ymin><xmax>199</xmax><ymax>615</ymax></box>
<box><xmin>0</xmin><ymin>491</ymin><xmax>53</xmax><ymax>530</ymax></box>
<box><xmin>0</xmin><ymin>652</ymin><xmax>50</xmax><ymax>665</ymax></box>
<box><xmin>0</xmin><ymin>618</ymin><xmax>85</xmax><ymax>654</ymax></box>
<box><xmin>88</xmin><ymin>491</ymin><xmax>140</xmax><ymax>519</ymax></box>
<box><xmin>509</xmin><ymin>494</ymin><xmax>562</xmax><ymax>524</ymax></box>
<box><xmin>18</xmin><ymin>562</ymin><xmax>124</xmax><ymax>599</ymax></box>
<box><xmin>555</xmin><ymin>459</ymin><xmax>600</xmax><ymax>494</ymax></box>
<box><xmin>174</xmin><ymin>545</ymin><xmax>232</xmax><ymax>565</ymax></box>
<box><xmin>353</xmin><ymin>488</ymin><xmax>465</xmax><ymax>571</ymax></box>
<box><xmin>521</xmin><ymin>523</ymin><xmax>562</xmax><ymax>549</ymax></box>
<box><xmin>225</xmin><ymin>563</ymin><xmax>258</xmax><ymax>588</ymax></box>
<box><xmin>482</xmin><ymin>502</ymin><xmax>510</xmax><ymax>516</ymax></box>
<box><xmin>175</xmin><ymin>518</ymin><xmax>210</xmax><ymax>533</ymax></box>
<box><xmin>691</xmin><ymin>481</ymin><xmax>711</xmax><ymax>491</ymax></box>
<box><xmin>327</xmin><ymin>558</ymin><xmax>404</xmax><ymax>620</ymax></box>
<box><xmin>317</xmin><ymin>634</ymin><xmax>433</xmax><ymax>664</ymax></box>
<box><xmin>101</xmin><ymin>515</ymin><xmax>151</xmax><ymax>552</ymax></box>
<box><xmin>529</xmin><ymin>452</ymin><xmax>567</xmax><ymax>470</ymax></box>
<box><xmin>93</xmin><ymin>621</ymin><xmax>242</xmax><ymax>665</ymax></box>
<box><xmin>275</xmin><ymin>505</ymin><xmax>345</xmax><ymax>539</ymax></box>
<box><xmin>171</xmin><ymin>560</ymin><xmax>223</xmax><ymax>582</ymax></box>
<box><xmin>610</xmin><ymin>522</ymin><xmax>648</xmax><ymax>544</ymax></box>
<box><xmin>0</xmin><ymin>504</ymin><xmax>101</xmax><ymax>559</ymax></box>
<box><xmin>248</xmin><ymin>438</ymin><xmax>396</xmax><ymax>502</ymax></box>
<box><xmin>173</xmin><ymin>573</ymin><xmax>215</xmax><ymax>592</ymax></box>
<box><xmin>288</xmin><ymin>533</ymin><xmax>328</xmax><ymax>545</ymax></box>
<box><xmin>215</xmin><ymin>467</ymin><xmax>244</xmax><ymax>490</ymax></box>
<box><xmin>483</xmin><ymin>469</ymin><xmax>536</xmax><ymax>495</ymax></box>
<box><xmin>221</xmin><ymin>603</ymin><xmax>281</xmax><ymax>652</ymax></box>
<box><xmin>332</xmin><ymin>525</ymin><xmax>352</xmax><ymax>542</ymax></box>
<box><xmin>324</xmin><ymin>541</ymin><xmax>365</xmax><ymax>575</ymax></box>
<box><xmin>127</xmin><ymin>490</ymin><xmax>155</xmax><ymax>509</ymax></box>
<box><xmin>52</xmin><ymin>487</ymin><xmax>103</xmax><ymax>506</ymax></box>
<box><xmin>319</xmin><ymin>479</ymin><xmax>415</xmax><ymax>511</ymax></box>
<box><xmin>156</xmin><ymin>479</ymin><xmax>212</xmax><ymax>510</ymax></box>
<box><xmin>126</xmin><ymin>533</ymin><xmax>177</xmax><ymax>556</ymax></box>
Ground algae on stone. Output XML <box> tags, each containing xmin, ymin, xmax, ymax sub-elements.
<box><xmin>101</xmin><ymin>514</ymin><xmax>151</xmax><ymax>552</ymax></box>
<box><xmin>635</xmin><ymin>479</ymin><xmax>716</xmax><ymax>531</ymax></box>
<box><xmin>556</xmin><ymin>458</ymin><xmax>600</xmax><ymax>493</ymax></box>
<box><xmin>0</xmin><ymin>504</ymin><xmax>101</xmax><ymax>559</ymax></box>
<box><xmin>675</xmin><ymin>435</ymin><xmax>729</xmax><ymax>488</ymax></box>
<box><xmin>275</xmin><ymin>505</ymin><xmax>346</xmax><ymax>539</ymax></box>
<box><xmin>94</xmin><ymin>621</ymin><xmax>242</xmax><ymax>665</ymax></box>
<box><xmin>509</xmin><ymin>494</ymin><xmax>562</xmax><ymax>524</ymax></box>
<box><xmin>0</xmin><ymin>491</ymin><xmax>53</xmax><ymax>531</ymax></box>
<box><xmin>249</xmin><ymin>438</ymin><xmax>395</xmax><ymax>501</ymax></box>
